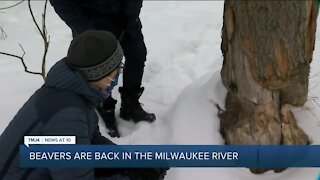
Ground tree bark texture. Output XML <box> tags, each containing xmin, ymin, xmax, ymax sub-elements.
<box><xmin>219</xmin><ymin>0</ymin><xmax>318</xmax><ymax>153</ymax></box>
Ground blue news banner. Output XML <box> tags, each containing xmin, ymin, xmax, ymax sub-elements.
<box><xmin>20</xmin><ymin>145</ymin><xmax>320</xmax><ymax>168</ymax></box>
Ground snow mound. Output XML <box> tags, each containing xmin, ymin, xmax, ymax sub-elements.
<box><xmin>164</xmin><ymin>70</ymin><xmax>320</xmax><ymax>180</ymax></box>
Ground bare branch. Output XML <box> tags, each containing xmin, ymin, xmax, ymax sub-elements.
<box><xmin>0</xmin><ymin>0</ymin><xmax>49</xmax><ymax>80</ymax></box>
<box><xmin>28</xmin><ymin>0</ymin><xmax>45</xmax><ymax>40</ymax></box>
<box><xmin>0</xmin><ymin>44</ymin><xmax>43</xmax><ymax>77</ymax></box>
<box><xmin>0</xmin><ymin>0</ymin><xmax>25</xmax><ymax>11</ymax></box>
<box><xmin>41</xmin><ymin>0</ymin><xmax>49</xmax><ymax>79</ymax></box>
<box><xmin>27</xmin><ymin>0</ymin><xmax>49</xmax><ymax>79</ymax></box>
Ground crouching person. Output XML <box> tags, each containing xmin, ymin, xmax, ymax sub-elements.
<box><xmin>0</xmin><ymin>30</ymin><xmax>167</xmax><ymax>180</ymax></box>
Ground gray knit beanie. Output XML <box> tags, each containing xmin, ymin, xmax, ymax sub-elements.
<box><xmin>66</xmin><ymin>30</ymin><xmax>123</xmax><ymax>81</ymax></box>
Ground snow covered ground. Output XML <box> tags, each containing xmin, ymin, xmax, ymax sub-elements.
<box><xmin>0</xmin><ymin>1</ymin><xmax>320</xmax><ymax>180</ymax></box>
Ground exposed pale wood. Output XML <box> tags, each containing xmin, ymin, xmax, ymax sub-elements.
<box><xmin>219</xmin><ymin>0</ymin><xmax>318</xmax><ymax>173</ymax></box>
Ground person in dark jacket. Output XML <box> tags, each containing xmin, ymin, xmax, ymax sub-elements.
<box><xmin>0</xmin><ymin>30</ymin><xmax>166</xmax><ymax>180</ymax></box>
<box><xmin>49</xmin><ymin>0</ymin><xmax>156</xmax><ymax>138</ymax></box>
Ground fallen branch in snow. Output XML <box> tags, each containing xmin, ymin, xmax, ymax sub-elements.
<box><xmin>311</xmin><ymin>96</ymin><xmax>320</xmax><ymax>107</ymax></box>
<box><xmin>0</xmin><ymin>0</ymin><xmax>49</xmax><ymax>80</ymax></box>
<box><xmin>0</xmin><ymin>44</ymin><xmax>43</xmax><ymax>77</ymax></box>
<box><xmin>215</xmin><ymin>103</ymin><xmax>225</xmax><ymax>115</ymax></box>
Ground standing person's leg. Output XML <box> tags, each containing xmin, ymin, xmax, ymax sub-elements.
<box><xmin>95</xmin><ymin>23</ymin><xmax>123</xmax><ymax>138</ymax></box>
<box><xmin>119</xmin><ymin>18</ymin><xmax>156</xmax><ymax>122</ymax></box>
<box><xmin>121</xmin><ymin>30</ymin><xmax>145</xmax><ymax>89</ymax></box>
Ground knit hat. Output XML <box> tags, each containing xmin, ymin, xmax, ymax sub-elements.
<box><xmin>66</xmin><ymin>30</ymin><xmax>123</xmax><ymax>81</ymax></box>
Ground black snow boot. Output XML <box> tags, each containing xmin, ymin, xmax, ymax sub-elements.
<box><xmin>96</xmin><ymin>97</ymin><xmax>120</xmax><ymax>137</ymax></box>
<box><xmin>119</xmin><ymin>87</ymin><xmax>156</xmax><ymax>123</ymax></box>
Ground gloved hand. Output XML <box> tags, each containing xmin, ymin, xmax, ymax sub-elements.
<box><xmin>125</xmin><ymin>168</ymin><xmax>169</xmax><ymax>180</ymax></box>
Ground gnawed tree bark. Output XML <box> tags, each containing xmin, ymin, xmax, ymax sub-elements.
<box><xmin>219</xmin><ymin>0</ymin><xmax>318</xmax><ymax>173</ymax></box>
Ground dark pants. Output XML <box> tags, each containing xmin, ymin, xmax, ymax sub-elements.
<box><xmin>73</xmin><ymin>17</ymin><xmax>147</xmax><ymax>89</ymax></box>
<box><xmin>98</xmin><ymin>17</ymin><xmax>147</xmax><ymax>107</ymax></box>
<box><xmin>120</xmin><ymin>29</ymin><xmax>147</xmax><ymax>89</ymax></box>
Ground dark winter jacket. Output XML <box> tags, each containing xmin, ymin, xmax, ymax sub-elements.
<box><xmin>49</xmin><ymin>0</ymin><xmax>143</xmax><ymax>37</ymax></box>
<box><xmin>0</xmin><ymin>59</ymin><xmax>114</xmax><ymax>180</ymax></box>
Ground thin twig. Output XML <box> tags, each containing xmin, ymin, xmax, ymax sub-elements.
<box><xmin>0</xmin><ymin>0</ymin><xmax>25</xmax><ymax>10</ymax></box>
<box><xmin>311</xmin><ymin>96</ymin><xmax>320</xmax><ymax>107</ymax></box>
<box><xmin>41</xmin><ymin>0</ymin><xmax>49</xmax><ymax>79</ymax></box>
<box><xmin>0</xmin><ymin>0</ymin><xmax>49</xmax><ymax>80</ymax></box>
<box><xmin>0</xmin><ymin>26</ymin><xmax>7</xmax><ymax>40</ymax></box>
<box><xmin>28</xmin><ymin>0</ymin><xmax>49</xmax><ymax>79</ymax></box>
<box><xmin>0</xmin><ymin>44</ymin><xmax>43</xmax><ymax>77</ymax></box>
<box><xmin>28</xmin><ymin>0</ymin><xmax>45</xmax><ymax>40</ymax></box>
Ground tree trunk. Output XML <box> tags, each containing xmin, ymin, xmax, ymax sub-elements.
<box><xmin>219</xmin><ymin>0</ymin><xmax>318</xmax><ymax>173</ymax></box>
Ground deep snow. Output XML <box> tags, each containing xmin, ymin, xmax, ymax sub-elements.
<box><xmin>0</xmin><ymin>1</ymin><xmax>320</xmax><ymax>180</ymax></box>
